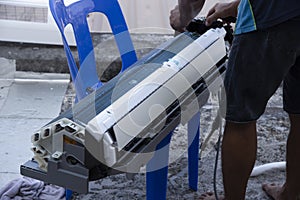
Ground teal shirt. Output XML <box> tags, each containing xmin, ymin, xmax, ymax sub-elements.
<box><xmin>235</xmin><ymin>0</ymin><xmax>300</xmax><ymax>35</ymax></box>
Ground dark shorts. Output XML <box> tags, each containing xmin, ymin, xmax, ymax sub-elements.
<box><xmin>224</xmin><ymin>16</ymin><xmax>300</xmax><ymax>122</ymax></box>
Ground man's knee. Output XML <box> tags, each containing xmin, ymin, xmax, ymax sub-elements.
<box><xmin>289</xmin><ymin>114</ymin><xmax>300</xmax><ymax>129</ymax></box>
<box><xmin>225</xmin><ymin>120</ymin><xmax>256</xmax><ymax>131</ymax></box>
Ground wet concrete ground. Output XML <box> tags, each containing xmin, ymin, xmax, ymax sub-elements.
<box><xmin>0</xmin><ymin>58</ymin><xmax>69</xmax><ymax>188</ymax></box>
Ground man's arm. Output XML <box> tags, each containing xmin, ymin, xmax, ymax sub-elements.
<box><xmin>170</xmin><ymin>0</ymin><xmax>205</xmax><ymax>32</ymax></box>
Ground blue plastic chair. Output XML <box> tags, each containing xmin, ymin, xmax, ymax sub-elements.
<box><xmin>49</xmin><ymin>0</ymin><xmax>200</xmax><ymax>199</ymax></box>
<box><xmin>49</xmin><ymin>0</ymin><xmax>137</xmax><ymax>100</ymax></box>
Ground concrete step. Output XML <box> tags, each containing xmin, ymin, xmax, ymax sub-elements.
<box><xmin>0</xmin><ymin>33</ymin><xmax>172</xmax><ymax>81</ymax></box>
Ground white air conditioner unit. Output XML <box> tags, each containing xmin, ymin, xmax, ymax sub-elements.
<box><xmin>0</xmin><ymin>0</ymin><xmax>75</xmax><ymax>45</ymax></box>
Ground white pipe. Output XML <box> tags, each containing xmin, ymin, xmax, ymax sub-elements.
<box><xmin>250</xmin><ymin>161</ymin><xmax>286</xmax><ymax>177</ymax></box>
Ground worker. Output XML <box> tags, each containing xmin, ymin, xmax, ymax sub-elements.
<box><xmin>170</xmin><ymin>0</ymin><xmax>300</xmax><ymax>199</ymax></box>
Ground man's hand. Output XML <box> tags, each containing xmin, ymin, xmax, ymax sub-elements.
<box><xmin>170</xmin><ymin>0</ymin><xmax>205</xmax><ymax>32</ymax></box>
<box><xmin>206</xmin><ymin>0</ymin><xmax>240</xmax><ymax>26</ymax></box>
<box><xmin>170</xmin><ymin>5</ymin><xmax>186</xmax><ymax>32</ymax></box>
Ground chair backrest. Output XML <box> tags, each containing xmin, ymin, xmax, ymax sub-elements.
<box><xmin>49</xmin><ymin>0</ymin><xmax>137</xmax><ymax>100</ymax></box>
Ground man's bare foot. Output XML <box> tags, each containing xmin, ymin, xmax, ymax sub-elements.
<box><xmin>262</xmin><ymin>183</ymin><xmax>285</xmax><ymax>200</ymax></box>
<box><xmin>199</xmin><ymin>192</ymin><xmax>225</xmax><ymax>200</ymax></box>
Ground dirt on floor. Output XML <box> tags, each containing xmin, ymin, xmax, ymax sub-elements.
<box><xmin>61</xmin><ymin>83</ymin><xmax>288</xmax><ymax>200</ymax></box>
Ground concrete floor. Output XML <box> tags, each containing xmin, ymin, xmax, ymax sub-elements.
<box><xmin>0</xmin><ymin>33</ymin><xmax>288</xmax><ymax>199</ymax></box>
<box><xmin>0</xmin><ymin>58</ymin><xmax>69</xmax><ymax>188</ymax></box>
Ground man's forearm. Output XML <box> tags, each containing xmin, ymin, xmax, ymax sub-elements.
<box><xmin>178</xmin><ymin>0</ymin><xmax>206</xmax><ymax>27</ymax></box>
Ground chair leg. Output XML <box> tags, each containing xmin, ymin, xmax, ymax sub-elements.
<box><xmin>146</xmin><ymin>131</ymin><xmax>173</xmax><ymax>200</ymax></box>
<box><xmin>66</xmin><ymin>189</ymin><xmax>72</xmax><ymax>200</ymax></box>
<box><xmin>188</xmin><ymin>112</ymin><xmax>200</xmax><ymax>191</ymax></box>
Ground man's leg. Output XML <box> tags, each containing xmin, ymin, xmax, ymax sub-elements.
<box><xmin>222</xmin><ymin>121</ymin><xmax>257</xmax><ymax>199</ymax></box>
<box><xmin>199</xmin><ymin>121</ymin><xmax>257</xmax><ymax>200</ymax></box>
<box><xmin>286</xmin><ymin>114</ymin><xmax>300</xmax><ymax>199</ymax></box>
<box><xmin>263</xmin><ymin>114</ymin><xmax>300</xmax><ymax>200</ymax></box>
<box><xmin>262</xmin><ymin>114</ymin><xmax>300</xmax><ymax>200</ymax></box>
